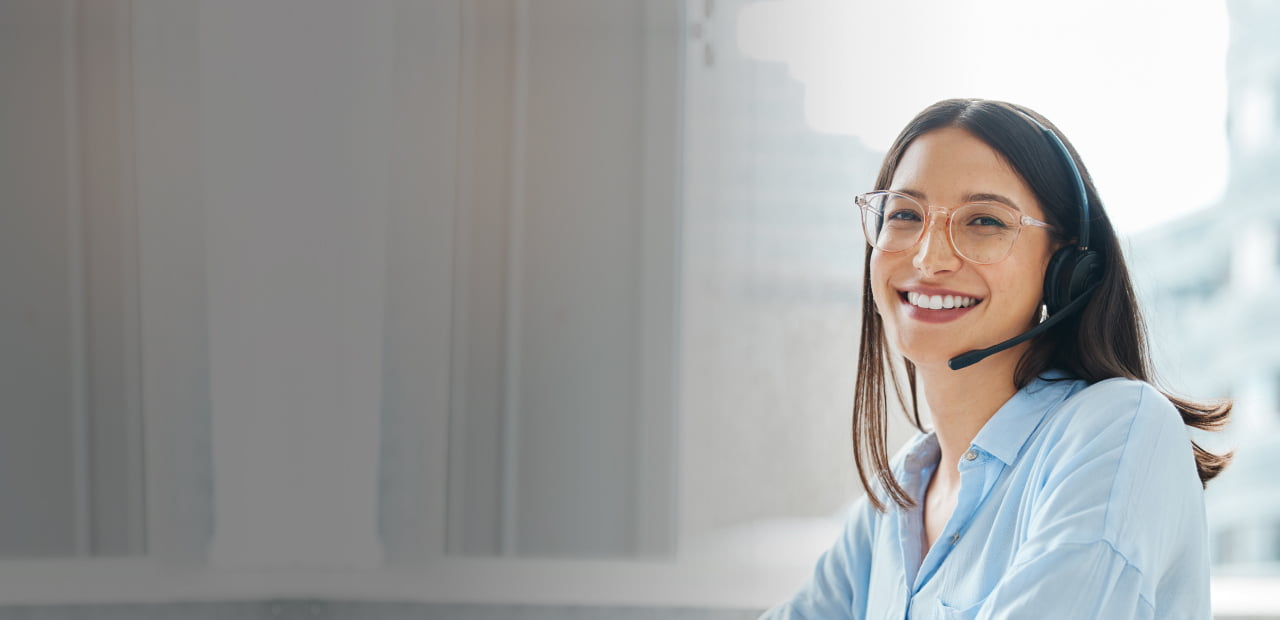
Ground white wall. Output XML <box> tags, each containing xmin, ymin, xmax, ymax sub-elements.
<box><xmin>0</xmin><ymin>0</ymin><xmax>690</xmax><ymax>601</ymax></box>
<box><xmin>133</xmin><ymin>0</ymin><xmax>682</xmax><ymax>570</ymax></box>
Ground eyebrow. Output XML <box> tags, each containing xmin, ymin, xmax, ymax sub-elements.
<box><xmin>965</xmin><ymin>192</ymin><xmax>1023</xmax><ymax>212</ymax></box>
<box><xmin>891</xmin><ymin>188</ymin><xmax>1024</xmax><ymax>212</ymax></box>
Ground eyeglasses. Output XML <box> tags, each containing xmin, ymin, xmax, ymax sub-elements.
<box><xmin>855</xmin><ymin>191</ymin><xmax>1056</xmax><ymax>265</ymax></box>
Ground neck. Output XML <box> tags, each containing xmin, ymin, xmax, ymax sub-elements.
<box><xmin>915</xmin><ymin>346</ymin><xmax>1024</xmax><ymax>485</ymax></box>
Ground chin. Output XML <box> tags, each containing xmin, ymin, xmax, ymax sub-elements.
<box><xmin>885</xmin><ymin>333</ymin><xmax>968</xmax><ymax>369</ymax></box>
<box><xmin>898</xmin><ymin>348</ymin><xmax>967</xmax><ymax>369</ymax></box>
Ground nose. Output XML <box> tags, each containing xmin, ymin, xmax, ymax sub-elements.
<box><xmin>911</xmin><ymin>214</ymin><xmax>962</xmax><ymax>275</ymax></box>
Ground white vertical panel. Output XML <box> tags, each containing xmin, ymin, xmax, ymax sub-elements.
<box><xmin>113</xmin><ymin>0</ymin><xmax>146</xmax><ymax>557</ymax></box>
<box><xmin>512</xmin><ymin>0</ymin><xmax>651</xmax><ymax>556</ymax></box>
<box><xmin>379</xmin><ymin>0</ymin><xmax>461</xmax><ymax>563</ymax></box>
<box><xmin>447</xmin><ymin>0</ymin><xmax>513</xmax><ymax>557</ymax></box>
<box><xmin>0</xmin><ymin>0</ymin><xmax>80</xmax><ymax>557</ymax></box>
<box><xmin>61</xmin><ymin>0</ymin><xmax>90</xmax><ymax>557</ymax></box>
<box><xmin>339</xmin><ymin>0</ymin><xmax>395</xmax><ymax>567</ymax></box>
<box><xmin>0</xmin><ymin>0</ymin><xmax>147</xmax><ymax>558</ymax></box>
<box><xmin>634</xmin><ymin>0</ymin><xmax>684</xmax><ymax>558</ymax></box>
<box><xmin>133</xmin><ymin>0</ymin><xmax>212</xmax><ymax>563</ymax></box>
<box><xmin>447</xmin><ymin>0</ymin><xmax>683</xmax><ymax>558</ymax></box>
<box><xmin>202</xmin><ymin>0</ymin><xmax>388</xmax><ymax>569</ymax></box>
<box><xmin>501</xmin><ymin>0</ymin><xmax>529</xmax><ymax>557</ymax></box>
<box><xmin>79</xmin><ymin>0</ymin><xmax>146</xmax><ymax>556</ymax></box>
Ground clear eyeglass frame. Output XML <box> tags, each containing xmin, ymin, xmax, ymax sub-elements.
<box><xmin>854</xmin><ymin>190</ymin><xmax>1057</xmax><ymax>265</ymax></box>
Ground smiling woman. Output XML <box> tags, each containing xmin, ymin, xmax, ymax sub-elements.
<box><xmin>762</xmin><ymin>99</ymin><xmax>1233</xmax><ymax>619</ymax></box>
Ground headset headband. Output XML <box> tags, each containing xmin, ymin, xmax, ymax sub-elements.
<box><xmin>1011</xmin><ymin>108</ymin><xmax>1091</xmax><ymax>251</ymax></box>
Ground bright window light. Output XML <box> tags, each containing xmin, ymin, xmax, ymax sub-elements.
<box><xmin>735</xmin><ymin>0</ymin><xmax>1230</xmax><ymax>234</ymax></box>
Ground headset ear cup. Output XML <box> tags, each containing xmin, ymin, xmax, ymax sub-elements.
<box><xmin>1043</xmin><ymin>247</ymin><xmax>1075</xmax><ymax>314</ymax></box>
<box><xmin>1043</xmin><ymin>247</ymin><xmax>1102</xmax><ymax>315</ymax></box>
<box><xmin>1066</xmin><ymin>249</ymin><xmax>1102</xmax><ymax>303</ymax></box>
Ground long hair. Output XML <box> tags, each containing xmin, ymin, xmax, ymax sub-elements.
<box><xmin>853</xmin><ymin>99</ymin><xmax>1232</xmax><ymax>512</ymax></box>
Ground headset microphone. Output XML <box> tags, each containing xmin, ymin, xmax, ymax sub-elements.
<box><xmin>947</xmin><ymin>281</ymin><xmax>1099</xmax><ymax>371</ymax></box>
<box><xmin>946</xmin><ymin>106</ymin><xmax>1103</xmax><ymax>372</ymax></box>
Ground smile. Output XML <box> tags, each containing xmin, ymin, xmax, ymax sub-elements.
<box><xmin>903</xmin><ymin>291</ymin><xmax>981</xmax><ymax>310</ymax></box>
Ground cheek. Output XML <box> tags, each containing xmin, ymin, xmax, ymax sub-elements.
<box><xmin>997</xmin><ymin>243</ymin><xmax>1054</xmax><ymax>307</ymax></box>
<box><xmin>868</xmin><ymin>252</ymin><xmax>893</xmax><ymax>312</ymax></box>
<box><xmin>991</xmin><ymin>263</ymin><xmax>1048</xmax><ymax>317</ymax></box>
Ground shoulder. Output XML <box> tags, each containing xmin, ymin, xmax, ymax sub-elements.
<box><xmin>1026</xmin><ymin>377</ymin><xmax>1203</xmax><ymax>558</ymax></box>
<box><xmin>1038</xmin><ymin>377</ymin><xmax>1185</xmax><ymax>459</ymax></box>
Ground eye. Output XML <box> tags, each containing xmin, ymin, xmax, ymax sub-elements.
<box><xmin>887</xmin><ymin>209</ymin><xmax>923</xmax><ymax>222</ymax></box>
<box><xmin>968</xmin><ymin>215</ymin><xmax>1008</xmax><ymax>228</ymax></box>
<box><xmin>961</xmin><ymin>205</ymin><xmax>1015</xmax><ymax>229</ymax></box>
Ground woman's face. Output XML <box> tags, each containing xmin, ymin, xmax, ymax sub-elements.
<box><xmin>870</xmin><ymin>127</ymin><xmax>1057</xmax><ymax>368</ymax></box>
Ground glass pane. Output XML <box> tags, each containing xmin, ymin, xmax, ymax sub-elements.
<box><xmin>678</xmin><ymin>0</ymin><xmax>894</xmax><ymax>567</ymax></box>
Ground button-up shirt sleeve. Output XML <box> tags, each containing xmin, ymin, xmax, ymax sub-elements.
<box><xmin>759</xmin><ymin>497</ymin><xmax>877</xmax><ymax>620</ymax></box>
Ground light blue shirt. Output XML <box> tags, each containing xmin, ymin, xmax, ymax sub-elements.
<box><xmin>763</xmin><ymin>371</ymin><xmax>1210</xmax><ymax>619</ymax></box>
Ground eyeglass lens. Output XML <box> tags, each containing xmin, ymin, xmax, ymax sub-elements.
<box><xmin>860</xmin><ymin>193</ymin><xmax>1021</xmax><ymax>264</ymax></box>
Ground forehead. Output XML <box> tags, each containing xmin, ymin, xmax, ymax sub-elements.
<box><xmin>889</xmin><ymin>127</ymin><xmax>1044</xmax><ymax>218</ymax></box>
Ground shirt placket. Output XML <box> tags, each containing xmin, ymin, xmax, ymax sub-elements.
<box><xmin>911</xmin><ymin>446</ymin><xmax>1001</xmax><ymax>595</ymax></box>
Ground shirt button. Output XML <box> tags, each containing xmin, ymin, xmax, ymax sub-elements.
<box><xmin>963</xmin><ymin>450</ymin><xmax>978</xmax><ymax>461</ymax></box>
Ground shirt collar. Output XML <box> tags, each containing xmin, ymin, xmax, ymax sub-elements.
<box><xmin>899</xmin><ymin>431</ymin><xmax>941</xmax><ymax>474</ymax></box>
<box><xmin>969</xmin><ymin>369</ymin><xmax>1080</xmax><ymax>466</ymax></box>
<box><xmin>889</xmin><ymin>431</ymin><xmax>941</xmax><ymax>511</ymax></box>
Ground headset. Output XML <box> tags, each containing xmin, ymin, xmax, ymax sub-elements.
<box><xmin>947</xmin><ymin>107</ymin><xmax>1103</xmax><ymax>371</ymax></box>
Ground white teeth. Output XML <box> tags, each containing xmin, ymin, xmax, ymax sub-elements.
<box><xmin>905</xmin><ymin>292</ymin><xmax>979</xmax><ymax>310</ymax></box>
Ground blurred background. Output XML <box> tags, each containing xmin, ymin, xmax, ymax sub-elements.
<box><xmin>1</xmin><ymin>0</ymin><xmax>1277</xmax><ymax>618</ymax></box>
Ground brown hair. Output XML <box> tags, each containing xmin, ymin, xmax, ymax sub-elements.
<box><xmin>853</xmin><ymin>98</ymin><xmax>1232</xmax><ymax>512</ymax></box>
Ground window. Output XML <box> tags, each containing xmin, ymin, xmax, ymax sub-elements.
<box><xmin>1215</xmin><ymin>527</ymin><xmax>1238</xmax><ymax>566</ymax></box>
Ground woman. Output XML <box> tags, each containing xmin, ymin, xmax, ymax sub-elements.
<box><xmin>763</xmin><ymin>99</ymin><xmax>1231</xmax><ymax>619</ymax></box>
